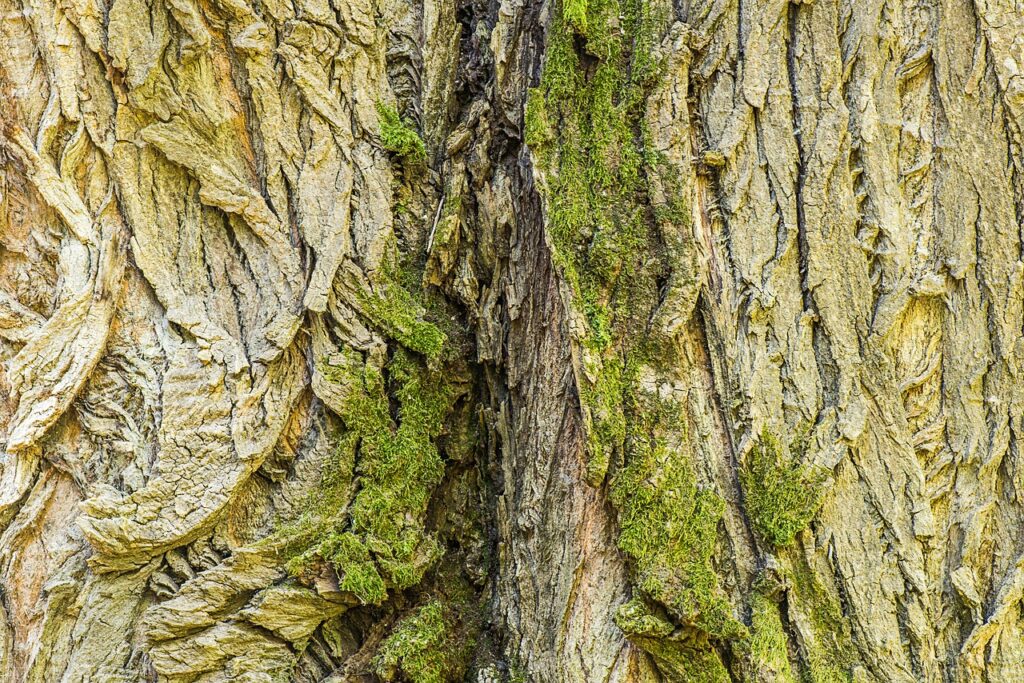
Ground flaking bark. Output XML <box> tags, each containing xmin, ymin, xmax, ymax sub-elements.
<box><xmin>1</xmin><ymin>0</ymin><xmax>1023</xmax><ymax>681</ymax></box>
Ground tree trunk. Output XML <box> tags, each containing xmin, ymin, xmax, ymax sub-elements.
<box><xmin>1</xmin><ymin>0</ymin><xmax>1023</xmax><ymax>679</ymax></box>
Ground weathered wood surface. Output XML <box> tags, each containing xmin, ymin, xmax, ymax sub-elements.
<box><xmin>1</xmin><ymin>0</ymin><xmax>1023</xmax><ymax>680</ymax></box>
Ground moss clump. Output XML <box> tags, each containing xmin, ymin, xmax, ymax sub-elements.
<box><xmin>746</xmin><ymin>591</ymin><xmax>798</xmax><ymax>683</ymax></box>
<box><xmin>374</xmin><ymin>577</ymin><xmax>481</xmax><ymax>683</ymax></box>
<box><xmin>357</xmin><ymin>256</ymin><xmax>447</xmax><ymax>361</ymax></box>
<box><xmin>523</xmin><ymin>88</ymin><xmax>554</xmax><ymax>151</ymax></box>
<box><xmin>278</xmin><ymin>146</ymin><xmax>464</xmax><ymax>603</ymax></box>
<box><xmin>581</xmin><ymin>354</ymin><xmax>627</xmax><ymax>485</ymax></box>
<box><xmin>562</xmin><ymin>0</ymin><xmax>588</xmax><ymax>34</ymax></box>
<box><xmin>376</xmin><ymin>101</ymin><xmax>427</xmax><ymax>163</ymax></box>
<box><xmin>286</xmin><ymin>347</ymin><xmax>455</xmax><ymax>604</ymax></box>
<box><xmin>374</xmin><ymin>602</ymin><xmax>466</xmax><ymax>683</ymax></box>
<box><xmin>610</xmin><ymin>387</ymin><xmax>746</xmax><ymax>641</ymax></box>
<box><xmin>740</xmin><ymin>429</ymin><xmax>826</xmax><ymax>548</ymax></box>
<box><xmin>314</xmin><ymin>530</ymin><xmax>387</xmax><ymax>604</ymax></box>
<box><xmin>357</xmin><ymin>282</ymin><xmax>446</xmax><ymax>361</ymax></box>
<box><xmin>803</xmin><ymin>661</ymin><xmax>853</xmax><ymax>683</ymax></box>
<box><xmin>615</xmin><ymin>597</ymin><xmax>731</xmax><ymax>683</ymax></box>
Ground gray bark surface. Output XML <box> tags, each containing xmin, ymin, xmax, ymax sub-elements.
<box><xmin>1</xmin><ymin>0</ymin><xmax>1023</xmax><ymax>680</ymax></box>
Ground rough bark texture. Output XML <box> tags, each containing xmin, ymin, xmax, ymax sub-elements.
<box><xmin>1</xmin><ymin>0</ymin><xmax>1024</xmax><ymax>680</ymax></box>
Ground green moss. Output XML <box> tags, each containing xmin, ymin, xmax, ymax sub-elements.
<box><xmin>616</xmin><ymin>596</ymin><xmax>675</xmax><ymax>638</ymax></box>
<box><xmin>524</xmin><ymin>88</ymin><xmax>553</xmax><ymax>151</ymax></box>
<box><xmin>610</xmin><ymin>387</ymin><xmax>746</xmax><ymax>641</ymax></box>
<box><xmin>746</xmin><ymin>591</ymin><xmax>798</xmax><ymax>683</ymax></box>
<box><xmin>374</xmin><ymin>601</ymin><xmax>474</xmax><ymax>683</ymax></box>
<box><xmin>740</xmin><ymin>428</ymin><xmax>826</xmax><ymax>548</ymax></box>
<box><xmin>615</xmin><ymin>598</ymin><xmax>731</xmax><ymax>683</ymax></box>
<box><xmin>376</xmin><ymin>101</ymin><xmax>427</xmax><ymax>163</ymax></box>
<box><xmin>787</xmin><ymin>555</ymin><xmax>856</xmax><ymax>683</ymax></box>
<box><xmin>803</xmin><ymin>661</ymin><xmax>853</xmax><ymax>683</ymax></box>
<box><xmin>284</xmin><ymin>347</ymin><xmax>456</xmax><ymax>604</ymax></box>
<box><xmin>375</xmin><ymin>569</ymin><xmax>482</xmax><ymax>681</ymax></box>
<box><xmin>357</xmin><ymin>257</ymin><xmax>446</xmax><ymax>361</ymax></box>
<box><xmin>562</xmin><ymin>0</ymin><xmax>588</xmax><ymax>34</ymax></box>
<box><xmin>315</xmin><ymin>531</ymin><xmax>387</xmax><ymax>604</ymax></box>
<box><xmin>267</xmin><ymin>414</ymin><xmax>360</xmax><ymax>585</ymax></box>
<box><xmin>581</xmin><ymin>354</ymin><xmax>626</xmax><ymax>485</ymax></box>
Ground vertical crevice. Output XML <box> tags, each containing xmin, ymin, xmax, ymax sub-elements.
<box><xmin>785</xmin><ymin>1</ymin><xmax>809</xmax><ymax>313</ymax></box>
<box><xmin>696</xmin><ymin>295</ymin><xmax>758</xmax><ymax>572</ymax></box>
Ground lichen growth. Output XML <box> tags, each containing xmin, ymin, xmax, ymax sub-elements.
<box><xmin>376</xmin><ymin>101</ymin><xmax>427</xmax><ymax>163</ymax></box>
<box><xmin>787</xmin><ymin>555</ymin><xmax>856</xmax><ymax>683</ymax></box>
<box><xmin>740</xmin><ymin>428</ymin><xmax>826</xmax><ymax>548</ymax></box>
<box><xmin>373</xmin><ymin>600</ymin><xmax>476</xmax><ymax>683</ymax></box>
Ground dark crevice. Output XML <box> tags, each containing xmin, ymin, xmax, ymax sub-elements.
<box><xmin>697</xmin><ymin>295</ymin><xmax>758</xmax><ymax>568</ymax></box>
<box><xmin>785</xmin><ymin>2</ymin><xmax>841</xmax><ymax>413</ymax></box>
<box><xmin>785</xmin><ymin>1</ymin><xmax>810</xmax><ymax>313</ymax></box>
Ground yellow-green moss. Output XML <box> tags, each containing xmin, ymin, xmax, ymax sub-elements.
<box><xmin>615</xmin><ymin>597</ymin><xmax>731</xmax><ymax>683</ymax></box>
<box><xmin>747</xmin><ymin>591</ymin><xmax>798</xmax><ymax>683</ymax></box>
<box><xmin>610</xmin><ymin>387</ymin><xmax>746</xmax><ymax>640</ymax></box>
<box><xmin>562</xmin><ymin>0</ymin><xmax>588</xmax><ymax>33</ymax></box>
<box><xmin>787</xmin><ymin>555</ymin><xmax>856</xmax><ymax>683</ymax></box>
<box><xmin>284</xmin><ymin>346</ymin><xmax>455</xmax><ymax>604</ymax></box>
<box><xmin>377</xmin><ymin>101</ymin><xmax>427</xmax><ymax>163</ymax></box>
<box><xmin>581</xmin><ymin>355</ymin><xmax>626</xmax><ymax>485</ymax></box>
<box><xmin>357</xmin><ymin>256</ymin><xmax>446</xmax><ymax>361</ymax></box>
<box><xmin>803</xmin><ymin>661</ymin><xmax>854</xmax><ymax>683</ymax></box>
<box><xmin>524</xmin><ymin>88</ymin><xmax>553</xmax><ymax>151</ymax></box>
<box><xmin>374</xmin><ymin>601</ymin><xmax>475</xmax><ymax>683</ymax></box>
<box><xmin>740</xmin><ymin>428</ymin><xmax>825</xmax><ymax>548</ymax></box>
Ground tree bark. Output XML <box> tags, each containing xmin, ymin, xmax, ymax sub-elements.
<box><xmin>1</xmin><ymin>0</ymin><xmax>1023</xmax><ymax>680</ymax></box>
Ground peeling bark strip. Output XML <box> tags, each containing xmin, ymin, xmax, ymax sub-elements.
<box><xmin>0</xmin><ymin>0</ymin><xmax>1023</xmax><ymax>678</ymax></box>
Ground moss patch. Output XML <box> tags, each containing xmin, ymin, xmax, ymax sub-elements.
<box><xmin>373</xmin><ymin>599</ymin><xmax>477</xmax><ymax>683</ymax></box>
<box><xmin>282</xmin><ymin>251</ymin><xmax>458</xmax><ymax>604</ymax></box>
<box><xmin>527</xmin><ymin>0</ymin><xmax>757</xmax><ymax>676</ymax></box>
<box><xmin>615</xmin><ymin>597</ymin><xmax>731</xmax><ymax>683</ymax></box>
<box><xmin>746</xmin><ymin>591</ymin><xmax>798</xmax><ymax>683</ymax></box>
<box><xmin>610</xmin><ymin>383</ymin><xmax>746</xmax><ymax>640</ymax></box>
<box><xmin>377</xmin><ymin>101</ymin><xmax>427</xmax><ymax>163</ymax></box>
<box><xmin>284</xmin><ymin>347</ymin><xmax>455</xmax><ymax>604</ymax></box>
<box><xmin>740</xmin><ymin>428</ymin><xmax>826</xmax><ymax>548</ymax></box>
<box><xmin>357</xmin><ymin>256</ymin><xmax>447</xmax><ymax>362</ymax></box>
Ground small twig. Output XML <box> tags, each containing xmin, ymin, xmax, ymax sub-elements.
<box><xmin>426</xmin><ymin>195</ymin><xmax>445</xmax><ymax>254</ymax></box>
